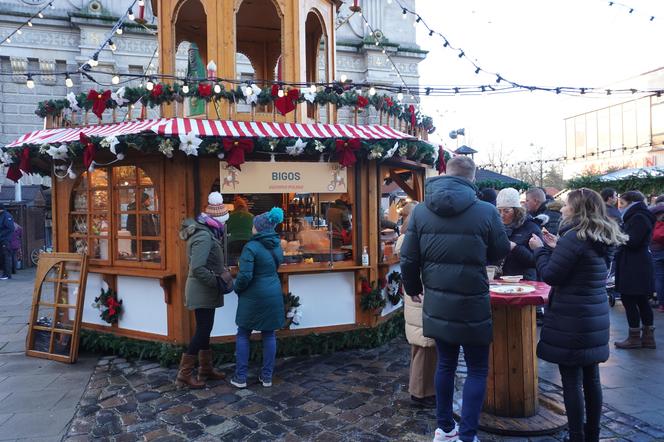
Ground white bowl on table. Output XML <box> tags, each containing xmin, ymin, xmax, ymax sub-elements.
<box><xmin>500</xmin><ymin>275</ymin><xmax>523</xmax><ymax>283</ymax></box>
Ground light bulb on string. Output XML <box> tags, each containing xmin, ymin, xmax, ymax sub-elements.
<box><xmin>244</xmin><ymin>85</ymin><xmax>253</xmax><ymax>96</ymax></box>
<box><xmin>277</xmin><ymin>88</ymin><xmax>285</xmax><ymax>98</ymax></box>
<box><xmin>402</xmin><ymin>8</ymin><xmax>407</xmax><ymax>18</ymax></box>
<box><xmin>309</xmin><ymin>84</ymin><xmax>317</xmax><ymax>94</ymax></box>
<box><xmin>116</xmin><ymin>25</ymin><xmax>124</xmax><ymax>35</ymax></box>
<box><xmin>5</xmin><ymin>37</ymin><xmax>11</xmax><ymax>43</ymax></box>
<box><xmin>397</xmin><ymin>92</ymin><xmax>404</xmax><ymax>101</ymax></box>
<box><xmin>27</xmin><ymin>21</ymin><xmax>33</xmax><ymax>27</ymax></box>
<box><xmin>182</xmin><ymin>83</ymin><xmax>190</xmax><ymax>94</ymax></box>
<box><xmin>382</xmin><ymin>49</ymin><xmax>386</xmax><ymax>54</ymax></box>
<box><xmin>50</xmin><ymin>2</ymin><xmax>55</xmax><ymax>8</ymax></box>
<box><xmin>111</xmin><ymin>74</ymin><xmax>120</xmax><ymax>85</ymax></box>
<box><xmin>88</xmin><ymin>55</ymin><xmax>99</xmax><ymax>67</ymax></box>
<box><xmin>65</xmin><ymin>74</ymin><xmax>73</xmax><ymax>88</ymax></box>
<box><xmin>213</xmin><ymin>83</ymin><xmax>222</xmax><ymax>94</ymax></box>
<box><xmin>16</xmin><ymin>29</ymin><xmax>22</xmax><ymax>35</ymax></box>
<box><xmin>145</xmin><ymin>77</ymin><xmax>154</xmax><ymax>91</ymax></box>
<box><xmin>26</xmin><ymin>74</ymin><xmax>35</xmax><ymax>89</ymax></box>
<box><xmin>127</xmin><ymin>9</ymin><xmax>135</xmax><ymax>21</ymax></box>
<box><xmin>38</xmin><ymin>12</ymin><xmax>44</xmax><ymax>18</ymax></box>
<box><xmin>340</xmin><ymin>74</ymin><xmax>348</xmax><ymax>83</ymax></box>
<box><xmin>109</xmin><ymin>40</ymin><xmax>117</xmax><ymax>51</ymax></box>
<box><xmin>369</xmin><ymin>87</ymin><xmax>376</xmax><ymax>96</ymax></box>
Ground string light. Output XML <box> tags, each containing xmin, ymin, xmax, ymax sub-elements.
<box><xmin>277</xmin><ymin>89</ymin><xmax>285</xmax><ymax>98</ymax></box>
<box><xmin>111</xmin><ymin>74</ymin><xmax>120</xmax><ymax>85</ymax></box>
<box><xmin>308</xmin><ymin>84</ymin><xmax>317</xmax><ymax>93</ymax></box>
<box><xmin>402</xmin><ymin>8</ymin><xmax>407</xmax><ymax>18</ymax></box>
<box><xmin>182</xmin><ymin>83</ymin><xmax>190</xmax><ymax>94</ymax></box>
<box><xmin>16</xmin><ymin>29</ymin><xmax>22</xmax><ymax>35</ymax></box>
<box><xmin>88</xmin><ymin>55</ymin><xmax>99</xmax><ymax>67</ymax></box>
<box><xmin>213</xmin><ymin>83</ymin><xmax>222</xmax><ymax>93</ymax></box>
<box><xmin>116</xmin><ymin>25</ymin><xmax>124</xmax><ymax>35</ymax></box>
<box><xmin>65</xmin><ymin>75</ymin><xmax>73</xmax><ymax>88</ymax></box>
<box><xmin>108</xmin><ymin>40</ymin><xmax>117</xmax><ymax>51</ymax></box>
<box><xmin>27</xmin><ymin>21</ymin><xmax>32</xmax><ymax>27</ymax></box>
<box><xmin>397</xmin><ymin>92</ymin><xmax>404</xmax><ymax>101</ymax></box>
<box><xmin>127</xmin><ymin>9</ymin><xmax>135</xmax><ymax>21</ymax></box>
<box><xmin>38</xmin><ymin>12</ymin><xmax>44</xmax><ymax>19</ymax></box>
<box><xmin>26</xmin><ymin>74</ymin><xmax>35</xmax><ymax>89</ymax></box>
<box><xmin>340</xmin><ymin>74</ymin><xmax>348</xmax><ymax>83</ymax></box>
<box><xmin>145</xmin><ymin>78</ymin><xmax>155</xmax><ymax>91</ymax></box>
<box><xmin>369</xmin><ymin>87</ymin><xmax>376</xmax><ymax>96</ymax></box>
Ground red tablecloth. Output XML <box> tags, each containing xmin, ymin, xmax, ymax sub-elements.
<box><xmin>489</xmin><ymin>280</ymin><xmax>550</xmax><ymax>306</ymax></box>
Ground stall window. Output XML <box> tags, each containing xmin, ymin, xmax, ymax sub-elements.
<box><xmin>69</xmin><ymin>164</ymin><xmax>163</xmax><ymax>267</ymax></box>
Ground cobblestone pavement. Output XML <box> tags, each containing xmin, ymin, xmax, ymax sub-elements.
<box><xmin>64</xmin><ymin>340</ymin><xmax>664</xmax><ymax>442</ymax></box>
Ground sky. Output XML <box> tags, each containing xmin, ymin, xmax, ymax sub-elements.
<box><xmin>408</xmin><ymin>0</ymin><xmax>664</xmax><ymax>165</ymax></box>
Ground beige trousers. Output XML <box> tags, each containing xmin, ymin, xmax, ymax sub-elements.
<box><xmin>409</xmin><ymin>344</ymin><xmax>437</xmax><ymax>398</ymax></box>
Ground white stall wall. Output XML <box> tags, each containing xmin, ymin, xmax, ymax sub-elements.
<box><xmin>289</xmin><ymin>272</ymin><xmax>356</xmax><ymax>329</ymax></box>
<box><xmin>81</xmin><ymin>272</ymin><xmax>110</xmax><ymax>327</ymax></box>
<box><xmin>381</xmin><ymin>264</ymin><xmax>403</xmax><ymax>317</ymax></box>
<box><xmin>211</xmin><ymin>291</ymin><xmax>239</xmax><ymax>337</ymax></box>
<box><xmin>116</xmin><ymin>276</ymin><xmax>168</xmax><ymax>335</ymax></box>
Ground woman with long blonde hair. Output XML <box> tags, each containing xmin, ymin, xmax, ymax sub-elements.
<box><xmin>529</xmin><ymin>188</ymin><xmax>627</xmax><ymax>442</ymax></box>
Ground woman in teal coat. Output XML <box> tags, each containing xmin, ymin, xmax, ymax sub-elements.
<box><xmin>230</xmin><ymin>207</ymin><xmax>285</xmax><ymax>388</ymax></box>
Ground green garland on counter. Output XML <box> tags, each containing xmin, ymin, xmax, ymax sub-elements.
<box><xmin>79</xmin><ymin>312</ymin><xmax>405</xmax><ymax>367</ymax></box>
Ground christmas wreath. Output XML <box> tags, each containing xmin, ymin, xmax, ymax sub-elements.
<box><xmin>93</xmin><ymin>287</ymin><xmax>123</xmax><ymax>324</ymax></box>
<box><xmin>359</xmin><ymin>278</ymin><xmax>386</xmax><ymax>313</ymax></box>
<box><xmin>385</xmin><ymin>270</ymin><xmax>403</xmax><ymax>306</ymax></box>
<box><xmin>283</xmin><ymin>292</ymin><xmax>302</xmax><ymax>329</ymax></box>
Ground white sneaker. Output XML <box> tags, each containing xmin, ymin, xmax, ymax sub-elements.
<box><xmin>433</xmin><ymin>424</ymin><xmax>459</xmax><ymax>442</ymax></box>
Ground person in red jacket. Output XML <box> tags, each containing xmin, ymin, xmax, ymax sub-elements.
<box><xmin>650</xmin><ymin>202</ymin><xmax>664</xmax><ymax>312</ymax></box>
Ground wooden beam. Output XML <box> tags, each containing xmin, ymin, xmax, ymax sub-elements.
<box><xmin>389</xmin><ymin>170</ymin><xmax>418</xmax><ymax>201</ymax></box>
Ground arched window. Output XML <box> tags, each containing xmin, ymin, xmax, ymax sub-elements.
<box><xmin>70</xmin><ymin>164</ymin><xmax>164</xmax><ymax>267</ymax></box>
<box><xmin>305</xmin><ymin>10</ymin><xmax>328</xmax><ymax>121</ymax></box>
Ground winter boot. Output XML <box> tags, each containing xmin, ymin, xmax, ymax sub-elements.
<box><xmin>197</xmin><ymin>349</ymin><xmax>226</xmax><ymax>381</ymax></box>
<box><xmin>614</xmin><ymin>328</ymin><xmax>642</xmax><ymax>349</ymax></box>
<box><xmin>641</xmin><ymin>326</ymin><xmax>656</xmax><ymax>349</ymax></box>
<box><xmin>175</xmin><ymin>354</ymin><xmax>205</xmax><ymax>389</ymax></box>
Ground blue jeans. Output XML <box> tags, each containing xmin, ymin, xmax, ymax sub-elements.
<box><xmin>234</xmin><ymin>327</ymin><xmax>276</xmax><ymax>382</ymax></box>
<box><xmin>653</xmin><ymin>249</ymin><xmax>664</xmax><ymax>307</ymax></box>
<box><xmin>435</xmin><ymin>340</ymin><xmax>490</xmax><ymax>442</ymax></box>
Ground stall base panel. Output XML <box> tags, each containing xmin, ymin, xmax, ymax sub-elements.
<box><xmin>211</xmin><ymin>291</ymin><xmax>239</xmax><ymax>337</ymax></box>
<box><xmin>288</xmin><ymin>272</ymin><xmax>356</xmax><ymax>329</ymax></box>
<box><xmin>82</xmin><ymin>273</ymin><xmax>111</xmax><ymax>327</ymax></box>
<box><xmin>116</xmin><ymin>276</ymin><xmax>167</xmax><ymax>335</ymax></box>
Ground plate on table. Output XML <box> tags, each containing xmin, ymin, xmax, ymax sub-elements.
<box><xmin>490</xmin><ymin>284</ymin><xmax>536</xmax><ymax>295</ymax></box>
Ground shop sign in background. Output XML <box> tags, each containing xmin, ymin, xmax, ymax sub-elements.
<box><xmin>220</xmin><ymin>162</ymin><xmax>347</xmax><ymax>193</ymax></box>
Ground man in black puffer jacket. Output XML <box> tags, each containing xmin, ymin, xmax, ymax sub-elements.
<box><xmin>400</xmin><ymin>156</ymin><xmax>510</xmax><ymax>442</ymax></box>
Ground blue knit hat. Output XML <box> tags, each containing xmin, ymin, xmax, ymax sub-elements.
<box><xmin>253</xmin><ymin>207</ymin><xmax>284</xmax><ymax>233</ymax></box>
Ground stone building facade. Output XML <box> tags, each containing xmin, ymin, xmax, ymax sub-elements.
<box><xmin>0</xmin><ymin>0</ymin><xmax>425</xmax><ymax>185</ymax></box>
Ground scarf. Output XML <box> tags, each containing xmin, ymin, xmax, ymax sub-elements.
<box><xmin>197</xmin><ymin>213</ymin><xmax>224</xmax><ymax>240</ymax></box>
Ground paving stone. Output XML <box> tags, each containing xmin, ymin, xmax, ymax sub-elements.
<box><xmin>263</xmin><ymin>423</ymin><xmax>288</xmax><ymax>436</ymax></box>
<box><xmin>237</xmin><ymin>415</ymin><xmax>260</xmax><ymax>430</ymax></box>
<box><xmin>255</xmin><ymin>410</ymin><xmax>281</xmax><ymax>424</ymax></box>
<box><xmin>199</xmin><ymin>413</ymin><xmax>226</xmax><ymax>427</ymax></box>
<box><xmin>206</xmin><ymin>419</ymin><xmax>239</xmax><ymax>436</ymax></box>
<box><xmin>245</xmin><ymin>431</ymin><xmax>276</xmax><ymax>442</ymax></box>
<box><xmin>173</xmin><ymin>421</ymin><xmax>204</xmax><ymax>438</ymax></box>
<box><xmin>219</xmin><ymin>426</ymin><xmax>252</xmax><ymax>441</ymax></box>
<box><xmin>283</xmin><ymin>407</ymin><xmax>308</xmax><ymax>419</ymax></box>
<box><xmin>135</xmin><ymin>391</ymin><xmax>161</xmax><ymax>403</ymax></box>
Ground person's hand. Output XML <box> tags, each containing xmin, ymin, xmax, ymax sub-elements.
<box><xmin>542</xmin><ymin>231</ymin><xmax>558</xmax><ymax>248</ymax></box>
<box><xmin>529</xmin><ymin>234</ymin><xmax>543</xmax><ymax>250</ymax></box>
<box><xmin>509</xmin><ymin>241</ymin><xmax>517</xmax><ymax>250</ymax></box>
<box><xmin>410</xmin><ymin>294</ymin><xmax>423</xmax><ymax>303</ymax></box>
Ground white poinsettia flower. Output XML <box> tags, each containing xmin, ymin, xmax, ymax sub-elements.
<box><xmin>313</xmin><ymin>140</ymin><xmax>326</xmax><ymax>152</ymax></box>
<box><xmin>111</xmin><ymin>87</ymin><xmax>128</xmax><ymax>106</ymax></box>
<box><xmin>304</xmin><ymin>90</ymin><xmax>317</xmax><ymax>103</ymax></box>
<box><xmin>66</xmin><ymin>92</ymin><xmax>81</xmax><ymax>111</ymax></box>
<box><xmin>100</xmin><ymin>135</ymin><xmax>120</xmax><ymax>155</ymax></box>
<box><xmin>245</xmin><ymin>84</ymin><xmax>262</xmax><ymax>105</ymax></box>
<box><xmin>286</xmin><ymin>138</ymin><xmax>307</xmax><ymax>156</ymax></box>
<box><xmin>384</xmin><ymin>141</ymin><xmax>399</xmax><ymax>159</ymax></box>
<box><xmin>47</xmin><ymin>144</ymin><xmax>69</xmax><ymax>160</ymax></box>
<box><xmin>0</xmin><ymin>151</ymin><xmax>13</xmax><ymax>165</ymax></box>
<box><xmin>179</xmin><ymin>132</ymin><xmax>202</xmax><ymax>156</ymax></box>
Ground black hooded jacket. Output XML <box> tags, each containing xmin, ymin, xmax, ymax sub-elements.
<box><xmin>400</xmin><ymin>176</ymin><xmax>510</xmax><ymax>346</ymax></box>
<box><xmin>534</xmin><ymin>224</ymin><xmax>611</xmax><ymax>366</ymax></box>
<box><xmin>615</xmin><ymin>201</ymin><xmax>655</xmax><ymax>296</ymax></box>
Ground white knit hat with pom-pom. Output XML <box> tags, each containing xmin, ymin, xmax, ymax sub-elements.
<box><xmin>205</xmin><ymin>192</ymin><xmax>229</xmax><ymax>218</ymax></box>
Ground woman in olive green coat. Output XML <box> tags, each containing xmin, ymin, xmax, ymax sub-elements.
<box><xmin>176</xmin><ymin>192</ymin><xmax>229</xmax><ymax>389</ymax></box>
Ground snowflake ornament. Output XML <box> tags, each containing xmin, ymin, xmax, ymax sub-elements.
<box><xmin>179</xmin><ymin>132</ymin><xmax>202</xmax><ymax>156</ymax></box>
<box><xmin>111</xmin><ymin>87</ymin><xmax>128</xmax><ymax>106</ymax></box>
<box><xmin>47</xmin><ymin>144</ymin><xmax>69</xmax><ymax>160</ymax></box>
<box><xmin>368</xmin><ymin>146</ymin><xmax>383</xmax><ymax>160</ymax></box>
<box><xmin>384</xmin><ymin>141</ymin><xmax>399</xmax><ymax>159</ymax></box>
<box><xmin>285</xmin><ymin>138</ymin><xmax>307</xmax><ymax>156</ymax></box>
<box><xmin>66</xmin><ymin>92</ymin><xmax>81</xmax><ymax>112</ymax></box>
<box><xmin>314</xmin><ymin>140</ymin><xmax>326</xmax><ymax>153</ymax></box>
<box><xmin>159</xmin><ymin>139</ymin><xmax>175</xmax><ymax>158</ymax></box>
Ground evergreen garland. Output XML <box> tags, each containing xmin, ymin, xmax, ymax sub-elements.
<box><xmin>359</xmin><ymin>278</ymin><xmax>386</xmax><ymax>312</ymax></box>
<box><xmin>567</xmin><ymin>173</ymin><xmax>664</xmax><ymax>195</ymax></box>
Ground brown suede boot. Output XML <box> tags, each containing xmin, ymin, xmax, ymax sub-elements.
<box><xmin>198</xmin><ymin>349</ymin><xmax>226</xmax><ymax>381</ymax></box>
<box><xmin>176</xmin><ymin>354</ymin><xmax>205</xmax><ymax>389</ymax></box>
<box><xmin>642</xmin><ymin>326</ymin><xmax>656</xmax><ymax>349</ymax></box>
<box><xmin>614</xmin><ymin>328</ymin><xmax>642</xmax><ymax>349</ymax></box>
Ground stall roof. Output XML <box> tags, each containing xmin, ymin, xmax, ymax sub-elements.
<box><xmin>597</xmin><ymin>166</ymin><xmax>664</xmax><ymax>181</ymax></box>
<box><xmin>6</xmin><ymin>118</ymin><xmax>415</xmax><ymax>148</ymax></box>
<box><xmin>476</xmin><ymin>168</ymin><xmax>525</xmax><ymax>185</ymax></box>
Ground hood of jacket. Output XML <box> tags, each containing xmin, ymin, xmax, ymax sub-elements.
<box><xmin>251</xmin><ymin>231</ymin><xmax>280</xmax><ymax>249</ymax></box>
<box><xmin>547</xmin><ymin>199</ymin><xmax>563</xmax><ymax>212</ymax></box>
<box><xmin>623</xmin><ymin>201</ymin><xmax>655</xmax><ymax>224</ymax></box>
<box><xmin>425</xmin><ymin>176</ymin><xmax>478</xmax><ymax>218</ymax></box>
<box><xmin>179</xmin><ymin>218</ymin><xmax>211</xmax><ymax>240</ymax></box>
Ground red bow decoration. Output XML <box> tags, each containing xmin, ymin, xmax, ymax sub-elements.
<box><xmin>409</xmin><ymin>105</ymin><xmax>416</xmax><ymax>127</ymax></box>
<box><xmin>437</xmin><ymin>146</ymin><xmax>447</xmax><ymax>175</ymax></box>
<box><xmin>271</xmin><ymin>84</ymin><xmax>280</xmax><ymax>97</ymax></box>
<box><xmin>80</xmin><ymin>133</ymin><xmax>96</xmax><ymax>171</ymax></box>
<box><xmin>384</xmin><ymin>97</ymin><xmax>394</xmax><ymax>108</ymax></box>
<box><xmin>222</xmin><ymin>138</ymin><xmax>254</xmax><ymax>170</ymax></box>
<box><xmin>151</xmin><ymin>83</ymin><xmax>163</xmax><ymax>98</ymax></box>
<box><xmin>198</xmin><ymin>83</ymin><xmax>212</xmax><ymax>98</ymax></box>
<box><xmin>273</xmin><ymin>88</ymin><xmax>300</xmax><ymax>116</ymax></box>
<box><xmin>357</xmin><ymin>96</ymin><xmax>369</xmax><ymax>108</ymax></box>
<box><xmin>7</xmin><ymin>147</ymin><xmax>32</xmax><ymax>183</ymax></box>
<box><xmin>107</xmin><ymin>296</ymin><xmax>120</xmax><ymax>317</ymax></box>
<box><xmin>361</xmin><ymin>279</ymin><xmax>372</xmax><ymax>294</ymax></box>
<box><xmin>335</xmin><ymin>139</ymin><xmax>361</xmax><ymax>168</ymax></box>
<box><xmin>86</xmin><ymin>89</ymin><xmax>112</xmax><ymax>119</ymax></box>
<box><xmin>6</xmin><ymin>164</ymin><xmax>22</xmax><ymax>183</ymax></box>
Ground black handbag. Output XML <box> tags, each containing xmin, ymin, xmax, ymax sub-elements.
<box><xmin>217</xmin><ymin>228</ymin><xmax>234</xmax><ymax>295</ymax></box>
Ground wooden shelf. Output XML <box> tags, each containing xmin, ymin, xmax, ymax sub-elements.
<box><xmin>88</xmin><ymin>266</ymin><xmax>176</xmax><ymax>280</ymax></box>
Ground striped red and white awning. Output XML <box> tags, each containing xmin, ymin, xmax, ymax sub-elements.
<box><xmin>5</xmin><ymin>118</ymin><xmax>414</xmax><ymax>148</ymax></box>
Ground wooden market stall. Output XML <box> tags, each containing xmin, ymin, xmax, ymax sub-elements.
<box><xmin>3</xmin><ymin>0</ymin><xmax>439</xmax><ymax>347</ymax></box>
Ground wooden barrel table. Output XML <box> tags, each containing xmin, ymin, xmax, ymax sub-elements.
<box><xmin>478</xmin><ymin>281</ymin><xmax>567</xmax><ymax>436</ymax></box>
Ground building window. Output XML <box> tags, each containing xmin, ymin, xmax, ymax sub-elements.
<box><xmin>69</xmin><ymin>163</ymin><xmax>163</xmax><ymax>267</ymax></box>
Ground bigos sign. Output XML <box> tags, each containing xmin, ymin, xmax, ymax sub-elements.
<box><xmin>220</xmin><ymin>162</ymin><xmax>347</xmax><ymax>193</ymax></box>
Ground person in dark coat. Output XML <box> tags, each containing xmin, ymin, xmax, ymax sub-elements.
<box><xmin>526</xmin><ymin>187</ymin><xmax>562</xmax><ymax>235</ymax></box>
<box><xmin>176</xmin><ymin>192</ymin><xmax>229</xmax><ymax>389</ymax></box>
<box><xmin>600</xmin><ymin>188</ymin><xmax>622</xmax><ymax>223</ymax></box>
<box><xmin>231</xmin><ymin>207</ymin><xmax>285</xmax><ymax>389</ymax></box>
<box><xmin>496</xmin><ymin>188</ymin><xmax>542</xmax><ymax>280</ymax></box>
<box><xmin>614</xmin><ymin>190</ymin><xmax>657</xmax><ymax>349</ymax></box>
<box><xmin>529</xmin><ymin>188</ymin><xmax>627</xmax><ymax>442</ymax></box>
<box><xmin>400</xmin><ymin>156</ymin><xmax>510</xmax><ymax>442</ymax></box>
<box><xmin>0</xmin><ymin>204</ymin><xmax>15</xmax><ymax>280</ymax></box>
<box><xmin>478</xmin><ymin>187</ymin><xmax>497</xmax><ymax>206</ymax></box>
<box><xmin>9</xmin><ymin>222</ymin><xmax>22</xmax><ymax>274</ymax></box>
